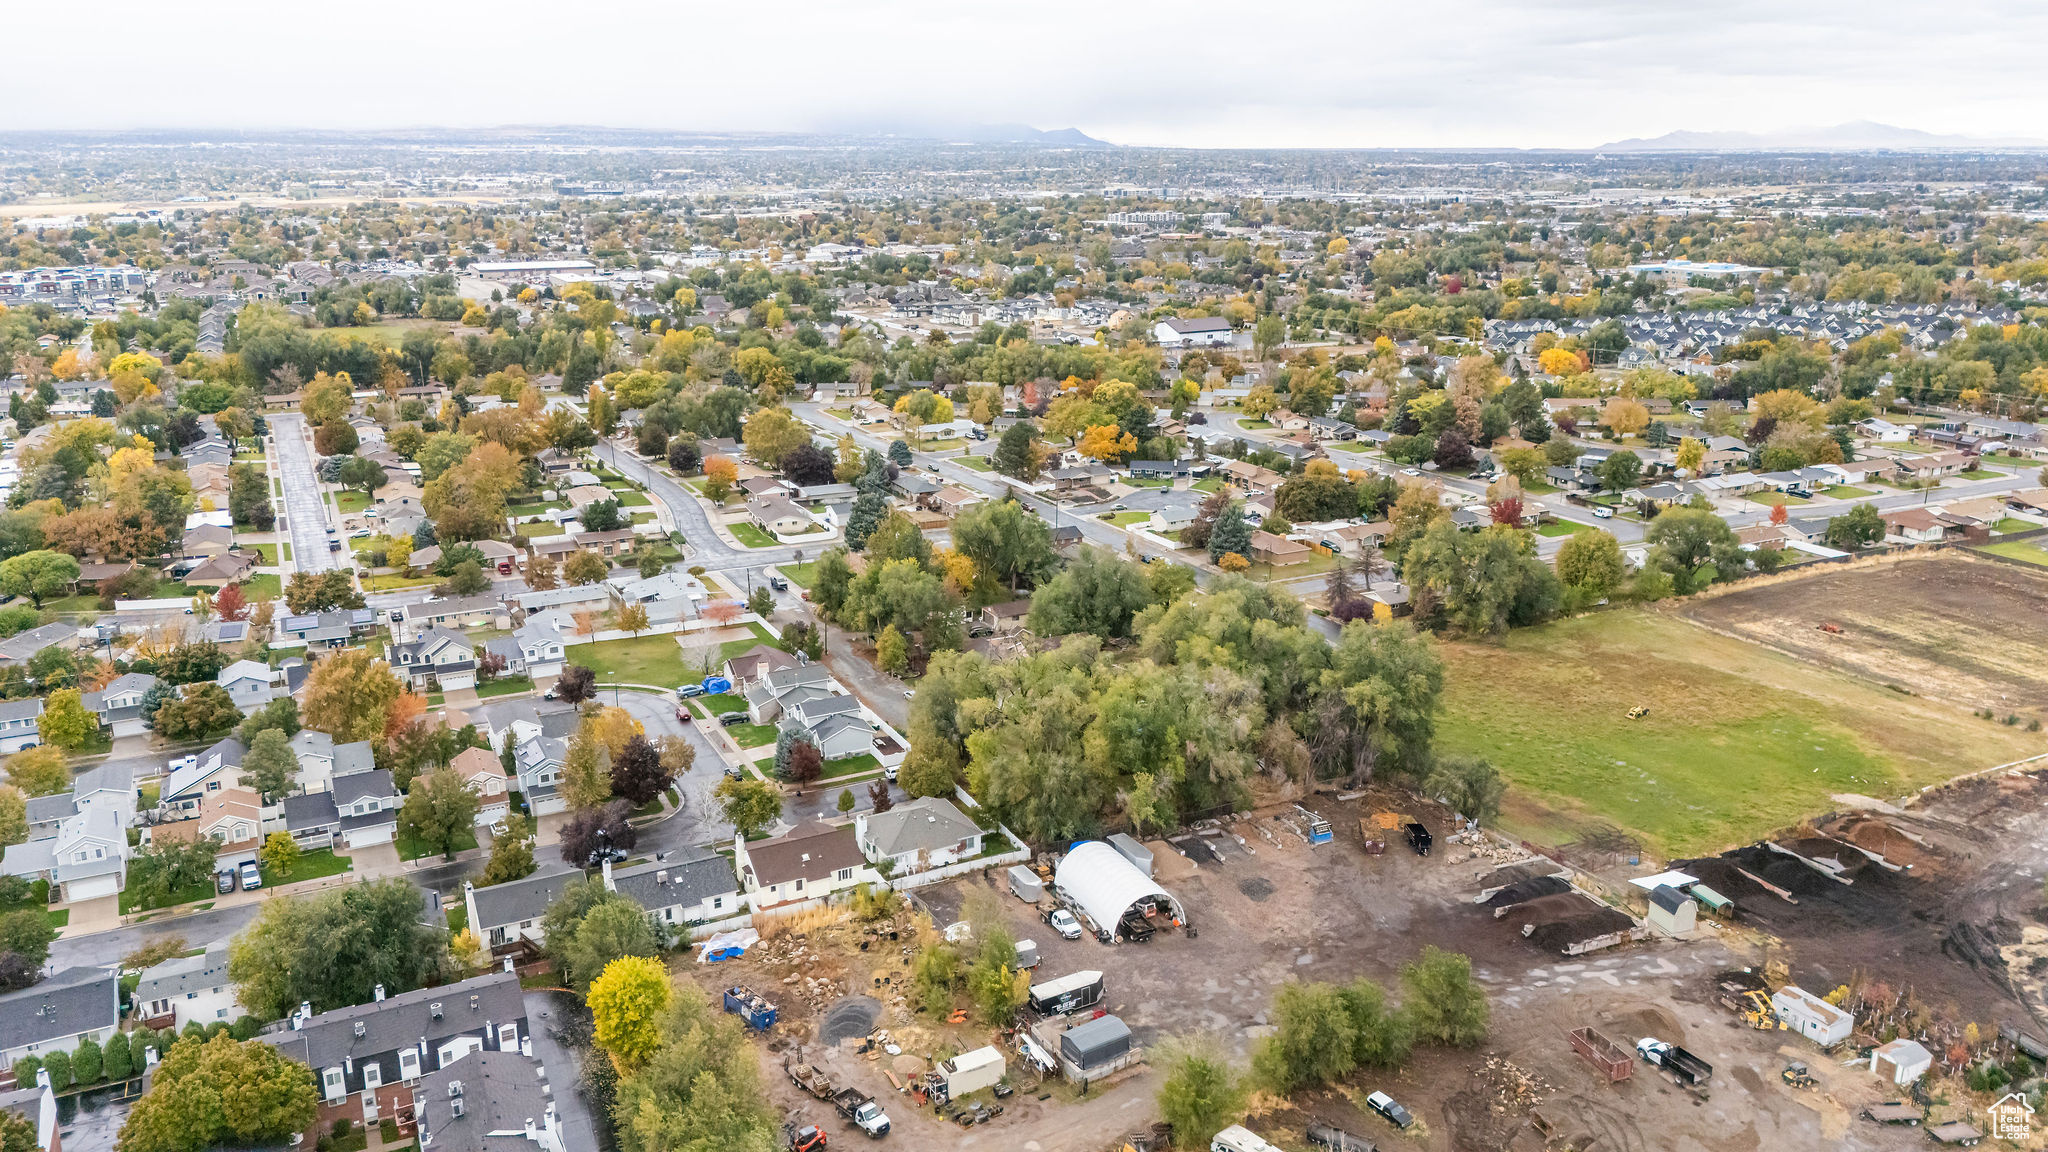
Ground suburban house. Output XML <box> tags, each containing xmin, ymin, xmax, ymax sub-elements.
<box><xmin>388</xmin><ymin>627</ymin><xmax>479</xmax><ymax>692</ymax></box>
<box><xmin>153</xmin><ymin>786</ymin><xmax>263</xmax><ymax>871</ymax></box>
<box><xmin>0</xmin><ymin>967</ymin><xmax>119</xmax><ymax>1067</ymax></box>
<box><xmin>856</xmin><ymin>797</ymin><xmax>984</xmax><ymax>877</ymax></box>
<box><xmin>2</xmin><ymin>803</ymin><xmax>128</xmax><ymax>901</ymax></box>
<box><xmin>1153</xmin><ymin>316</ymin><xmax>1234</xmax><ymax>348</ymax></box>
<box><xmin>782</xmin><ymin>693</ymin><xmax>876</xmax><ymax>762</ymax></box>
<box><xmin>1216</xmin><ymin>458</ymin><xmax>1284</xmax><ymax>495</ymax></box>
<box><xmin>161</xmin><ymin>736</ymin><xmax>246</xmax><ymax>816</ymax></box>
<box><xmin>217</xmin><ymin>659</ymin><xmax>283</xmax><ymax>712</ymax></box>
<box><xmin>448</xmin><ymin>747</ymin><xmax>510</xmax><ymax>827</ymax></box>
<box><xmin>262</xmin><ymin>971</ymin><xmax>530</xmax><ymax>1135</ymax></box>
<box><xmin>464</xmin><ymin>872</ymin><xmax>584</xmax><ymax>951</ymax></box>
<box><xmin>1893</xmin><ymin>451</ymin><xmax>1971</xmax><ymax>481</ymax></box>
<box><xmin>81</xmin><ymin>672</ymin><xmax>158</xmax><ymax>739</ymax></box>
<box><xmin>505</xmin><ymin>709</ymin><xmax>583</xmax><ymax>817</ymax></box>
<box><xmin>747</xmin><ymin>495</ymin><xmax>815</xmax><ymax>537</ymax></box>
<box><xmin>743</xmin><ymin>663</ymin><xmax>839</xmax><ymax>725</ymax></box>
<box><xmin>1248</xmin><ymin>531</ymin><xmax>1310</xmax><ymax>566</ymax></box>
<box><xmin>734</xmin><ymin>820</ymin><xmax>878</xmax><ymax>910</ymax></box>
<box><xmin>979</xmin><ymin>601</ymin><xmax>1031</xmax><ymax>635</ymax></box>
<box><xmin>289</xmin><ymin>731</ymin><xmax>376</xmax><ymax>795</ymax></box>
<box><xmin>134</xmin><ymin>945</ymin><xmax>242</xmax><ymax>1029</ymax></box>
<box><xmin>481</xmin><ymin>618</ymin><xmax>568</xmax><ymax>682</ymax></box>
<box><xmin>604</xmin><ymin>852</ymin><xmax>741</xmax><ymax>929</ymax></box>
<box><xmin>278</xmin><ymin>609</ymin><xmax>379</xmax><ymax>650</ymax></box>
<box><xmin>184</xmin><ymin>551</ymin><xmax>258</xmax><ymax>589</ymax></box>
<box><xmin>1881</xmin><ymin>507</ymin><xmax>1950</xmax><ymax>544</ymax></box>
<box><xmin>414</xmin><ymin>1051</ymin><xmax>567</xmax><ymax>1152</ymax></box>
<box><xmin>605</xmin><ymin>570</ymin><xmax>704</xmax><ymax>626</ymax></box>
<box><xmin>283</xmin><ymin>768</ymin><xmax>401</xmax><ymax>850</ymax></box>
<box><xmin>398</xmin><ymin>596</ymin><xmax>507</xmax><ymax>639</ymax></box>
<box><xmin>724</xmin><ymin>644</ymin><xmax>796</xmax><ymax>688</ymax></box>
<box><xmin>912</xmin><ymin>419</ymin><xmax>977</xmax><ymax>445</ymax></box>
<box><xmin>179</xmin><ymin>524</ymin><xmax>236</xmax><ymax>559</ymax></box>
<box><xmin>0</xmin><ymin>698</ymin><xmax>42</xmax><ymax>755</ymax></box>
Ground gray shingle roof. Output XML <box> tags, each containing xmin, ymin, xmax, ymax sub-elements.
<box><xmin>264</xmin><ymin>971</ymin><xmax>525</xmax><ymax>1071</ymax></box>
<box><xmin>135</xmin><ymin>946</ymin><xmax>231</xmax><ymax>1003</ymax></box>
<box><xmin>860</xmin><ymin>797</ymin><xmax>981</xmax><ymax>859</ymax></box>
<box><xmin>0</xmin><ymin>967</ymin><xmax>117</xmax><ymax>1053</ymax></box>
<box><xmin>415</xmin><ymin>1050</ymin><xmax>557</xmax><ymax>1152</ymax></box>
<box><xmin>468</xmin><ymin>870</ymin><xmax>582</xmax><ymax>931</ymax></box>
<box><xmin>332</xmin><ymin>769</ymin><xmax>396</xmax><ymax>808</ymax></box>
<box><xmin>608</xmin><ymin>852</ymin><xmax>736</xmax><ymax>913</ymax></box>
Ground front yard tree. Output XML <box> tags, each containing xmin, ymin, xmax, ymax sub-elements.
<box><xmin>888</xmin><ymin>439</ymin><xmax>912</xmax><ymax>466</ymax></box>
<box><xmin>715</xmin><ymin>775</ymin><xmax>781</xmax><ymax>839</ymax></box>
<box><xmin>1207</xmin><ymin>501</ymin><xmax>1252</xmax><ymax>564</ymax></box>
<box><xmin>481</xmin><ymin>814</ymin><xmax>537</xmax><ymax>885</ymax></box>
<box><xmin>259</xmin><ymin>832</ymin><xmax>299</xmax><ymax>880</ymax></box>
<box><xmin>1824</xmin><ymin>501</ymin><xmax>1886</xmax><ymax>550</ymax></box>
<box><xmin>554</xmin><ymin>664</ymin><xmax>597</xmax><ymax>705</ymax></box>
<box><xmin>0</xmin><ymin>550</ymin><xmax>79</xmax><ymax>607</ymax></box>
<box><xmin>398</xmin><ymin>766</ymin><xmax>480</xmax><ymax>861</ymax></box>
<box><xmin>439</xmin><ymin>560</ymin><xmax>490</xmax><ymax>597</ymax></box>
<box><xmin>559</xmin><ymin>727</ymin><xmax>612</xmax><ymax>811</ymax></box>
<box><xmin>991</xmin><ymin>420</ymin><xmax>1042</xmax><ymax>480</ymax></box>
<box><xmin>1596</xmin><ymin>449</ymin><xmax>1642</xmax><ymax>494</ymax></box>
<box><xmin>152</xmin><ymin>684</ymin><xmax>242</xmax><ymax>743</ymax></box>
<box><xmin>746</xmin><ymin>586</ymin><xmax>773</xmax><ymax>617</ymax></box>
<box><xmin>785</xmin><ymin>740</ymin><xmax>823</xmax><ymax>790</ymax></box>
<box><xmin>610</xmin><ymin>735</ymin><xmax>671</xmax><ymax>807</ymax></box>
<box><xmin>337</xmin><ymin>455</ymin><xmax>386</xmax><ymax>497</ymax></box>
<box><xmin>36</xmin><ymin>689</ymin><xmax>97</xmax><ymax>751</ymax></box>
<box><xmin>563</xmin><ymin>550</ymin><xmax>608</xmax><ymax>585</ymax></box>
<box><xmin>557</xmin><ymin>801</ymin><xmax>636</xmax><ymax>870</ymax></box>
<box><xmin>227</xmin><ymin>878</ymin><xmax>450</xmax><ymax>1018</ymax></box>
<box><xmin>115</xmin><ymin>1034</ymin><xmax>318</xmax><ymax>1152</ymax></box>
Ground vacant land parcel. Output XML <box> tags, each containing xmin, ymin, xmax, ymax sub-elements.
<box><xmin>1437</xmin><ymin>608</ymin><xmax>2038</xmax><ymax>859</ymax></box>
<box><xmin>1681</xmin><ymin>553</ymin><xmax>2048</xmax><ymax>718</ymax></box>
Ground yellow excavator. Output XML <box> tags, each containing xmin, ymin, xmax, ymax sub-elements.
<box><xmin>1739</xmin><ymin>990</ymin><xmax>1780</xmax><ymax>1031</ymax></box>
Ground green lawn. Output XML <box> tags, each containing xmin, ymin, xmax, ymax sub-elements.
<box><xmin>820</xmin><ymin>752</ymin><xmax>881</xmax><ymax>779</ymax></box>
<box><xmin>1438</xmin><ymin>611</ymin><xmax>2043</xmax><ymax>858</ymax></box>
<box><xmin>507</xmin><ymin>502</ymin><xmax>569</xmax><ymax>518</ymax></box>
<box><xmin>239</xmin><ymin>541</ymin><xmax>282</xmax><ymax>565</ymax></box>
<box><xmin>397</xmin><ymin>827</ymin><xmax>478</xmax><ymax>862</ymax></box>
<box><xmin>1978</xmin><ymin>454</ymin><xmax>2038</xmax><ymax>468</ymax></box>
<box><xmin>1959</xmin><ymin>469</ymin><xmax>2004</xmax><ymax>481</ymax></box>
<box><xmin>241</xmin><ymin>574</ymin><xmax>282</xmax><ymax>601</ymax></box>
<box><xmin>335</xmin><ymin>491</ymin><xmax>370</xmax><ymax>513</ymax></box>
<box><xmin>781</xmin><ymin>561</ymin><xmax>818</xmax><ymax>588</ymax></box>
<box><xmin>716</xmin><ymin>622</ymin><xmax>783</xmax><ymax>664</ymax></box>
<box><xmin>1990</xmin><ymin>517</ymin><xmax>2036</xmax><ymax>535</ymax></box>
<box><xmin>567</xmin><ymin>635</ymin><xmax>691</xmax><ymax>685</ymax></box>
<box><xmin>1536</xmin><ymin>521</ymin><xmax>1592</xmax><ymax>538</ymax></box>
<box><xmin>1520</xmin><ymin>478</ymin><xmax>1561</xmax><ymax>494</ymax></box>
<box><xmin>955</xmin><ymin>456</ymin><xmax>994</xmax><ymax>473</ymax></box>
<box><xmin>122</xmin><ymin>876</ymin><xmax>216</xmax><ymax>915</ymax></box>
<box><xmin>728</xmin><ymin>523</ymin><xmax>779</xmax><ymax>548</ymax></box>
<box><xmin>1192</xmin><ymin>478</ymin><xmax>1224</xmax><ymax>493</ymax></box>
<box><xmin>364</xmin><ymin>572</ymin><xmax>440</xmax><ymax>591</ymax></box>
<box><xmin>615</xmin><ymin>491</ymin><xmax>652</xmax><ymax>507</ymax></box>
<box><xmin>1821</xmin><ymin>485</ymin><xmax>1876</xmax><ymax>499</ymax></box>
<box><xmin>697</xmin><ymin>692</ymin><xmax>748</xmax><ymax>717</ymax></box>
<box><xmin>521</xmin><ymin>523</ymin><xmax>565</xmax><ymax>538</ymax></box>
<box><xmin>727</xmin><ymin>722</ymin><xmax>779</xmax><ymax>748</ymax></box>
<box><xmin>1237</xmin><ymin>419</ymin><xmax>1273</xmax><ymax>430</ymax></box>
<box><xmin>1977</xmin><ymin>540</ymin><xmax>2048</xmax><ymax>568</ymax></box>
<box><xmin>476</xmin><ymin>676</ymin><xmax>535</xmax><ymax>699</ymax></box>
<box><xmin>1104</xmin><ymin>511</ymin><xmax>1151</xmax><ymax>526</ymax></box>
<box><xmin>261</xmin><ymin>847</ymin><xmax>351</xmax><ymax>888</ymax></box>
<box><xmin>1748</xmin><ymin>491</ymin><xmax>1811</xmax><ymax>507</ymax></box>
<box><xmin>1123</xmin><ymin>477</ymin><xmax>1173</xmax><ymax>488</ymax></box>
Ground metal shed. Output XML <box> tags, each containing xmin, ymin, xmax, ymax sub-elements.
<box><xmin>1106</xmin><ymin>833</ymin><xmax>1155</xmax><ymax>877</ymax></box>
<box><xmin>939</xmin><ymin>1045</ymin><xmax>1007</xmax><ymax>1096</ymax></box>
<box><xmin>1645</xmin><ymin>884</ymin><xmax>1697</xmax><ymax>937</ymax></box>
<box><xmin>1059</xmin><ymin>1013</ymin><xmax>1133</xmax><ymax>1079</ymax></box>
<box><xmin>1054</xmin><ymin>841</ymin><xmax>1185</xmax><ymax>939</ymax></box>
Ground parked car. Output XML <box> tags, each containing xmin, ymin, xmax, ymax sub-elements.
<box><xmin>216</xmin><ymin>869</ymin><xmax>237</xmax><ymax>895</ymax></box>
<box><xmin>677</xmin><ymin>684</ymin><xmax>707</xmax><ymax>698</ymax></box>
<box><xmin>724</xmin><ymin>764</ymin><xmax>744</xmax><ymax>779</ymax></box>
<box><xmin>348</xmin><ymin>528</ymin><xmax>372</xmax><ymax>539</ymax></box>
<box><xmin>1042</xmin><ymin>907</ymin><xmax>1083</xmax><ymax>940</ymax></box>
<box><xmin>884</xmin><ymin>764</ymin><xmax>898</xmax><ymax>782</ymax></box>
<box><xmin>1366</xmin><ymin>1091</ymin><xmax>1413</xmax><ymax>1130</ymax></box>
<box><xmin>1593</xmin><ymin>507</ymin><xmax>1614</xmax><ymax>519</ymax></box>
<box><xmin>238</xmin><ymin>861</ymin><xmax>263</xmax><ymax>891</ymax></box>
<box><xmin>718</xmin><ymin>712</ymin><xmax>750</xmax><ymax>727</ymax></box>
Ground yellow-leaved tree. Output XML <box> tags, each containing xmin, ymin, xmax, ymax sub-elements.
<box><xmin>588</xmin><ymin>955</ymin><xmax>672</xmax><ymax>1071</ymax></box>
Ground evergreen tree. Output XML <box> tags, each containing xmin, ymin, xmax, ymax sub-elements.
<box><xmin>1208</xmin><ymin>500</ymin><xmax>1253</xmax><ymax>563</ymax></box>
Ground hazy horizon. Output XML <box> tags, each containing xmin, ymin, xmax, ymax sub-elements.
<box><xmin>11</xmin><ymin>0</ymin><xmax>2046</xmax><ymax>150</ymax></box>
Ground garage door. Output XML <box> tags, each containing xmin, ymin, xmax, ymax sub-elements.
<box><xmin>346</xmin><ymin>825</ymin><xmax>396</xmax><ymax>848</ymax></box>
<box><xmin>438</xmin><ymin>671</ymin><xmax>477</xmax><ymax>691</ymax></box>
<box><xmin>66</xmin><ymin>874</ymin><xmax>119</xmax><ymax>901</ymax></box>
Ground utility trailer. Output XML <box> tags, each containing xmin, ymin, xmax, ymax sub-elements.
<box><xmin>1304</xmin><ymin>1122</ymin><xmax>1375</xmax><ymax>1151</ymax></box>
<box><xmin>1568</xmin><ymin>1026</ymin><xmax>1632</xmax><ymax>1083</ymax></box>
<box><xmin>725</xmin><ymin>985</ymin><xmax>778</xmax><ymax>1030</ymax></box>
<box><xmin>1405</xmin><ymin>822</ymin><xmax>1432</xmax><ymax>856</ymax></box>
<box><xmin>1863</xmin><ymin>1102</ymin><xmax>1921</xmax><ymax>1126</ymax></box>
<box><xmin>788</xmin><ymin>1062</ymin><xmax>836</xmax><ymax>1100</ymax></box>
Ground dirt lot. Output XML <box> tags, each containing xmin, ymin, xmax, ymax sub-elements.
<box><xmin>683</xmin><ymin>789</ymin><xmax>1986</xmax><ymax>1152</ymax></box>
<box><xmin>1680</xmin><ymin>553</ymin><xmax>2048</xmax><ymax>719</ymax></box>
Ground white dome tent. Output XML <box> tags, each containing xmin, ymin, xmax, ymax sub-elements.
<box><xmin>1054</xmin><ymin>841</ymin><xmax>1186</xmax><ymax>940</ymax></box>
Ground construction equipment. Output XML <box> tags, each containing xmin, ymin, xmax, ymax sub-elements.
<box><xmin>1781</xmin><ymin>1061</ymin><xmax>1817</xmax><ymax>1090</ymax></box>
<box><xmin>788</xmin><ymin>1125</ymin><xmax>828</xmax><ymax>1152</ymax></box>
<box><xmin>1626</xmin><ymin>705</ymin><xmax>1649</xmax><ymax>720</ymax></box>
<box><xmin>1737</xmin><ymin>990</ymin><xmax>1779</xmax><ymax>1030</ymax></box>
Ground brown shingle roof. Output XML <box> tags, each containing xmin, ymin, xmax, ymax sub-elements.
<box><xmin>744</xmin><ymin>820</ymin><xmax>863</xmax><ymax>888</ymax></box>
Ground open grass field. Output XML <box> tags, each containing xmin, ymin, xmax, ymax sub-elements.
<box><xmin>728</xmin><ymin>523</ymin><xmax>779</xmax><ymax>548</ymax></box>
<box><xmin>1822</xmin><ymin>485</ymin><xmax>1877</xmax><ymax>499</ymax></box>
<box><xmin>566</xmin><ymin>634</ymin><xmax>691</xmax><ymax>685</ymax></box>
<box><xmin>954</xmin><ymin>455</ymin><xmax>994</xmax><ymax>472</ymax></box>
<box><xmin>1438</xmin><ymin>603</ymin><xmax>2040</xmax><ymax>859</ymax></box>
<box><xmin>1535</xmin><ymin>520</ymin><xmax>1590</xmax><ymax>537</ymax></box>
<box><xmin>1976</xmin><ymin>539</ymin><xmax>2048</xmax><ymax>567</ymax></box>
<box><xmin>1681</xmin><ymin>553</ymin><xmax>2048</xmax><ymax>718</ymax></box>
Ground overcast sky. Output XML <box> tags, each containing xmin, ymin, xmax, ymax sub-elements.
<box><xmin>8</xmin><ymin>0</ymin><xmax>2043</xmax><ymax>148</ymax></box>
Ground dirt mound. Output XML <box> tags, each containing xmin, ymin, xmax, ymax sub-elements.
<box><xmin>1829</xmin><ymin>814</ymin><xmax>1942</xmax><ymax>871</ymax></box>
<box><xmin>1477</xmin><ymin>860</ymin><xmax>1565</xmax><ymax>892</ymax></box>
<box><xmin>1481</xmin><ymin>875</ymin><xmax>1570</xmax><ymax>908</ymax></box>
<box><xmin>821</xmin><ymin>996</ymin><xmax>882</xmax><ymax>1046</ymax></box>
<box><xmin>1527</xmin><ymin>907</ymin><xmax>1635</xmax><ymax>954</ymax></box>
<box><xmin>1501</xmin><ymin>892</ymin><xmax>1603</xmax><ymax>928</ymax></box>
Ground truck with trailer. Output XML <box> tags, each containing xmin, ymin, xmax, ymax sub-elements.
<box><xmin>832</xmin><ymin>1088</ymin><xmax>891</xmax><ymax>1138</ymax></box>
<box><xmin>1636</xmin><ymin>1037</ymin><xmax>1712</xmax><ymax>1086</ymax></box>
<box><xmin>1028</xmin><ymin>970</ymin><xmax>1106</xmax><ymax>1016</ymax></box>
<box><xmin>788</xmin><ymin>1061</ymin><xmax>836</xmax><ymax>1100</ymax></box>
<box><xmin>724</xmin><ymin>985</ymin><xmax>778</xmax><ymax>1030</ymax></box>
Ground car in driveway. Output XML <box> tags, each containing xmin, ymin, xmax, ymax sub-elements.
<box><xmin>216</xmin><ymin>869</ymin><xmax>237</xmax><ymax>894</ymax></box>
<box><xmin>1042</xmin><ymin>907</ymin><xmax>1083</xmax><ymax>940</ymax></box>
<box><xmin>238</xmin><ymin>861</ymin><xmax>262</xmax><ymax>891</ymax></box>
<box><xmin>677</xmin><ymin>684</ymin><xmax>706</xmax><ymax>698</ymax></box>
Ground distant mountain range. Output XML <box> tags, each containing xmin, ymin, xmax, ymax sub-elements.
<box><xmin>1598</xmin><ymin>120</ymin><xmax>2046</xmax><ymax>152</ymax></box>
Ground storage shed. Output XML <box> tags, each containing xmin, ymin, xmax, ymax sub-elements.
<box><xmin>1058</xmin><ymin>1013</ymin><xmax>1135</xmax><ymax>1081</ymax></box>
<box><xmin>1872</xmin><ymin>1038</ymin><xmax>1933</xmax><ymax>1085</ymax></box>
<box><xmin>1054</xmin><ymin>841</ymin><xmax>1185</xmax><ymax>940</ymax></box>
<box><xmin>1772</xmin><ymin>985</ymin><xmax>1854</xmax><ymax>1048</ymax></box>
<box><xmin>1688</xmin><ymin>883</ymin><xmax>1733</xmax><ymax>917</ymax></box>
<box><xmin>1106</xmin><ymin>833</ymin><xmax>1154</xmax><ymax>877</ymax></box>
<box><xmin>1645</xmin><ymin>884</ymin><xmax>1697</xmax><ymax>937</ymax></box>
<box><xmin>940</xmin><ymin>1045</ymin><xmax>1007</xmax><ymax>1096</ymax></box>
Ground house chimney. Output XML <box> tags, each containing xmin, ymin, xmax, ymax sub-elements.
<box><xmin>374</xmin><ymin>984</ymin><xmax>386</xmax><ymax>1002</ymax></box>
<box><xmin>524</xmin><ymin>1119</ymin><xmax>537</xmax><ymax>1141</ymax></box>
<box><xmin>656</xmin><ymin>870</ymin><xmax>668</xmax><ymax>886</ymax></box>
<box><xmin>519</xmin><ymin>1035</ymin><xmax>532</xmax><ymax>1058</ymax></box>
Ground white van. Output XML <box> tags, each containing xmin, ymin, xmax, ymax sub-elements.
<box><xmin>1211</xmin><ymin>1125</ymin><xmax>1284</xmax><ymax>1152</ymax></box>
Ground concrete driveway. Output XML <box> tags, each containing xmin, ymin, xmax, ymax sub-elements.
<box><xmin>65</xmin><ymin>895</ymin><xmax>119</xmax><ymax>935</ymax></box>
<box><xmin>351</xmin><ymin>842</ymin><xmax>402</xmax><ymax>877</ymax></box>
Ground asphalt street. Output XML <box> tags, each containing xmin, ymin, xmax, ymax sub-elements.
<box><xmin>268</xmin><ymin>412</ymin><xmax>339</xmax><ymax>574</ymax></box>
